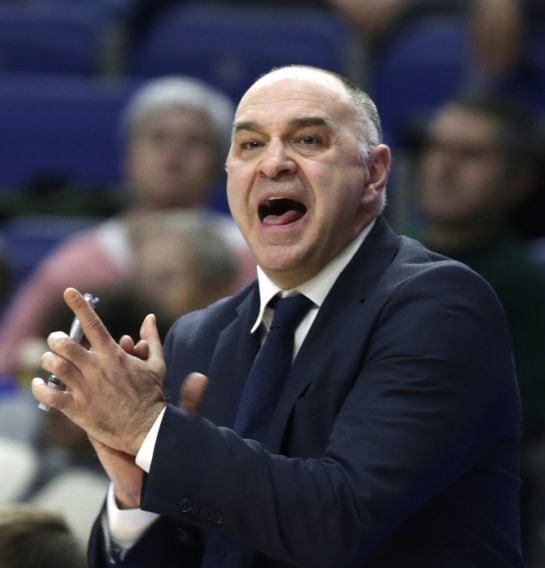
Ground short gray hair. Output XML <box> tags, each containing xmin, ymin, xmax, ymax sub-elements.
<box><xmin>341</xmin><ymin>81</ymin><xmax>382</xmax><ymax>155</ymax></box>
<box><xmin>121</xmin><ymin>76</ymin><xmax>235</xmax><ymax>155</ymax></box>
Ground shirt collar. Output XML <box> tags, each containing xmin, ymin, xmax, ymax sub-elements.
<box><xmin>251</xmin><ymin>219</ymin><xmax>375</xmax><ymax>333</ymax></box>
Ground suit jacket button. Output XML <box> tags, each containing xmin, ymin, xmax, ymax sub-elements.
<box><xmin>179</xmin><ymin>498</ymin><xmax>193</xmax><ymax>513</ymax></box>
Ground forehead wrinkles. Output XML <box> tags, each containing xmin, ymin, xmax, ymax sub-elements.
<box><xmin>235</xmin><ymin>81</ymin><xmax>354</xmax><ymax>133</ymax></box>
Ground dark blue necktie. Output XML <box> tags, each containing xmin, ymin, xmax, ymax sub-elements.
<box><xmin>201</xmin><ymin>294</ymin><xmax>313</xmax><ymax>567</ymax></box>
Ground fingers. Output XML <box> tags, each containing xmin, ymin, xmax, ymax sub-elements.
<box><xmin>119</xmin><ymin>335</ymin><xmax>135</xmax><ymax>353</ymax></box>
<box><xmin>119</xmin><ymin>335</ymin><xmax>150</xmax><ymax>360</ymax></box>
<box><xmin>31</xmin><ymin>377</ymin><xmax>72</xmax><ymax>413</ymax></box>
<box><xmin>133</xmin><ymin>340</ymin><xmax>150</xmax><ymax>360</ymax></box>
<box><xmin>179</xmin><ymin>372</ymin><xmax>208</xmax><ymax>413</ymax></box>
<box><xmin>42</xmin><ymin>333</ymin><xmax>86</xmax><ymax>388</ymax></box>
<box><xmin>63</xmin><ymin>287</ymin><xmax>115</xmax><ymax>351</ymax></box>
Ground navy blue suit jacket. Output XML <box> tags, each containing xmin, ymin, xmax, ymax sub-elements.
<box><xmin>90</xmin><ymin>217</ymin><xmax>524</xmax><ymax>567</ymax></box>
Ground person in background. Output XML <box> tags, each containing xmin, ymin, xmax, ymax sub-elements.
<box><xmin>128</xmin><ymin>210</ymin><xmax>237</xmax><ymax>328</ymax></box>
<box><xmin>33</xmin><ymin>65</ymin><xmax>523</xmax><ymax>566</ymax></box>
<box><xmin>330</xmin><ymin>0</ymin><xmax>525</xmax><ymax>77</ymax></box>
<box><xmin>0</xmin><ymin>504</ymin><xmax>85</xmax><ymax>568</ymax></box>
<box><xmin>413</xmin><ymin>91</ymin><xmax>545</xmax><ymax>564</ymax></box>
<box><xmin>0</xmin><ymin>75</ymin><xmax>255</xmax><ymax>378</ymax></box>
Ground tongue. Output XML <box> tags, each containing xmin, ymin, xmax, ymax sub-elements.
<box><xmin>262</xmin><ymin>209</ymin><xmax>304</xmax><ymax>226</ymax></box>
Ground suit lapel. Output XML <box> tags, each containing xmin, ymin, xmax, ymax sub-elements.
<box><xmin>268</xmin><ymin>217</ymin><xmax>401</xmax><ymax>451</ymax></box>
<box><xmin>202</xmin><ymin>288</ymin><xmax>260</xmax><ymax>428</ymax></box>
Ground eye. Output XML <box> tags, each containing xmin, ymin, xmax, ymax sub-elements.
<box><xmin>298</xmin><ymin>135</ymin><xmax>321</xmax><ymax>145</ymax></box>
<box><xmin>240</xmin><ymin>140</ymin><xmax>263</xmax><ymax>151</ymax></box>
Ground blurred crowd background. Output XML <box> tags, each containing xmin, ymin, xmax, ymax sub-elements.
<box><xmin>0</xmin><ymin>0</ymin><xmax>544</xmax><ymax>566</ymax></box>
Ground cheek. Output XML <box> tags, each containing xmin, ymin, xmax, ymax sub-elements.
<box><xmin>464</xmin><ymin>166</ymin><xmax>498</xmax><ymax>192</ymax></box>
<box><xmin>132</xmin><ymin>152</ymin><xmax>162</xmax><ymax>183</ymax></box>
<box><xmin>226</xmin><ymin>175</ymin><xmax>251</xmax><ymax>216</ymax></box>
<box><xmin>226</xmin><ymin>187</ymin><xmax>241</xmax><ymax>221</ymax></box>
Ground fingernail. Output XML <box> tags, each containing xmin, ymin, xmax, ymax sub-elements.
<box><xmin>64</xmin><ymin>287</ymin><xmax>80</xmax><ymax>301</ymax></box>
<box><xmin>32</xmin><ymin>377</ymin><xmax>45</xmax><ymax>387</ymax></box>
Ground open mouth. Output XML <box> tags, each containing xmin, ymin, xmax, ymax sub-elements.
<box><xmin>258</xmin><ymin>197</ymin><xmax>307</xmax><ymax>226</ymax></box>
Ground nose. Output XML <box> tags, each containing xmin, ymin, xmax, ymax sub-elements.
<box><xmin>257</xmin><ymin>140</ymin><xmax>297</xmax><ymax>179</ymax></box>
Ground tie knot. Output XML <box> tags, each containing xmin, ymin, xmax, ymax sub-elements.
<box><xmin>269</xmin><ymin>294</ymin><xmax>313</xmax><ymax>332</ymax></box>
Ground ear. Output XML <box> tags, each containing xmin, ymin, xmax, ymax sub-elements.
<box><xmin>362</xmin><ymin>144</ymin><xmax>391</xmax><ymax>208</ymax></box>
<box><xmin>366</xmin><ymin>144</ymin><xmax>391</xmax><ymax>188</ymax></box>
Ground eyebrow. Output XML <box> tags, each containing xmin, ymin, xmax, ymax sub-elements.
<box><xmin>232</xmin><ymin>116</ymin><xmax>332</xmax><ymax>134</ymax></box>
<box><xmin>289</xmin><ymin>116</ymin><xmax>330</xmax><ymax>129</ymax></box>
<box><xmin>232</xmin><ymin>120</ymin><xmax>261</xmax><ymax>134</ymax></box>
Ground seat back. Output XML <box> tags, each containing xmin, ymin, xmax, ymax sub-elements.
<box><xmin>131</xmin><ymin>3</ymin><xmax>349</xmax><ymax>101</ymax></box>
<box><xmin>0</xmin><ymin>74</ymin><xmax>137</xmax><ymax>192</ymax></box>
<box><xmin>0</xmin><ymin>4</ymin><xmax>110</xmax><ymax>75</ymax></box>
<box><xmin>371</xmin><ymin>16</ymin><xmax>469</xmax><ymax>147</ymax></box>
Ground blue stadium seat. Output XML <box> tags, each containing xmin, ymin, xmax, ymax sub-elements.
<box><xmin>0</xmin><ymin>74</ymin><xmax>138</xmax><ymax>192</ymax></box>
<box><xmin>0</xmin><ymin>215</ymin><xmax>99</xmax><ymax>298</ymax></box>
<box><xmin>370</xmin><ymin>16</ymin><xmax>470</xmax><ymax>147</ymax></box>
<box><xmin>130</xmin><ymin>3</ymin><xmax>350</xmax><ymax>102</ymax></box>
<box><xmin>0</xmin><ymin>4</ymin><xmax>110</xmax><ymax>76</ymax></box>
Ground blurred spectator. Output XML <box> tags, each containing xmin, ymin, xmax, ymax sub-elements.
<box><xmin>0</xmin><ymin>504</ymin><xmax>85</xmax><ymax>568</ymax></box>
<box><xmin>0</xmin><ymin>75</ymin><xmax>255</xmax><ymax>378</ymax></box>
<box><xmin>330</xmin><ymin>0</ymin><xmax>525</xmax><ymax>77</ymax></box>
<box><xmin>128</xmin><ymin>210</ymin><xmax>237</xmax><ymax>327</ymax></box>
<box><xmin>410</xmin><ymin>91</ymin><xmax>545</xmax><ymax>563</ymax></box>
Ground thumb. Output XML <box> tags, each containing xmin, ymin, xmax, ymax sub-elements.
<box><xmin>179</xmin><ymin>372</ymin><xmax>209</xmax><ymax>414</ymax></box>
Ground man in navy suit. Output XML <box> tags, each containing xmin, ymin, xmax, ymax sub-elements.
<box><xmin>32</xmin><ymin>65</ymin><xmax>524</xmax><ymax>566</ymax></box>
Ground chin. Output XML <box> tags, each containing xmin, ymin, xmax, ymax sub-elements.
<box><xmin>259</xmin><ymin>252</ymin><xmax>314</xmax><ymax>286</ymax></box>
